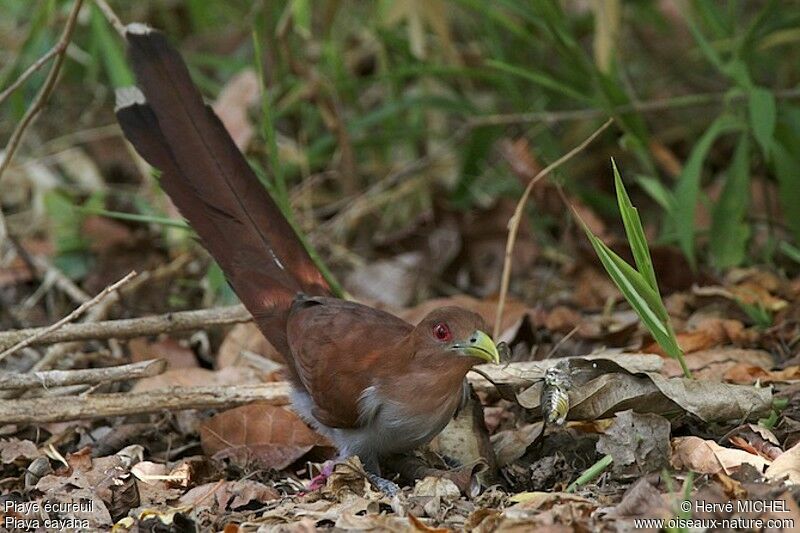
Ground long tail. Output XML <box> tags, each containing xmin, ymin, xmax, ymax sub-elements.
<box><xmin>115</xmin><ymin>24</ymin><xmax>330</xmax><ymax>358</ymax></box>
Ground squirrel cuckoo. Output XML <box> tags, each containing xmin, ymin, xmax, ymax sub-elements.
<box><xmin>115</xmin><ymin>25</ymin><xmax>500</xmax><ymax>493</ymax></box>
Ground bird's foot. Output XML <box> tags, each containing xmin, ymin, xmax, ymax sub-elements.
<box><xmin>304</xmin><ymin>460</ymin><xmax>335</xmax><ymax>492</ymax></box>
<box><xmin>365</xmin><ymin>471</ymin><xmax>400</xmax><ymax>496</ymax></box>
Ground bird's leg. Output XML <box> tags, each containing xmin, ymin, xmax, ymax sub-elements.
<box><xmin>365</xmin><ymin>471</ymin><xmax>400</xmax><ymax>496</ymax></box>
<box><xmin>362</xmin><ymin>455</ymin><xmax>400</xmax><ymax>496</ymax></box>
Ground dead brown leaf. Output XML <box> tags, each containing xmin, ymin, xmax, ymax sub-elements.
<box><xmin>670</xmin><ymin>436</ymin><xmax>770</xmax><ymax>475</ymax></box>
<box><xmin>200</xmin><ymin>403</ymin><xmax>331</xmax><ymax>470</ymax></box>
<box><xmin>218</xmin><ymin>322</ymin><xmax>285</xmax><ymax>369</ymax></box>
<box><xmin>661</xmin><ymin>347</ymin><xmax>773</xmax><ymax>380</ymax></box>
<box><xmin>765</xmin><ymin>441</ymin><xmax>800</xmax><ymax>485</ymax></box>
<box><xmin>131</xmin><ymin>366</ymin><xmax>262</xmax><ymax>392</ymax></box>
<box><xmin>128</xmin><ymin>337</ymin><xmax>198</xmax><ymax>368</ymax></box>
<box><xmin>724</xmin><ymin>364</ymin><xmax>800</xmax><ymax>384</ymax></box>
<box><xmin>597</xmin><ymin>410</ymin><xmax>670</xmax><ymax>477</ymax></box>
<box><xmin>0</xmin><ymin>438</ymin><xmax>40</xmax><ymax>463</ymax></box>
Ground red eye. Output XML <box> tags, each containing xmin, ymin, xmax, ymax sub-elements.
<box><xmin>433</xmin><ymin>323</ymin><xmax>452</xmax><ymax>342</ymax></box>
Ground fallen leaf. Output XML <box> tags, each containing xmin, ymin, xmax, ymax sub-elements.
<box><xmin>412</xmin><ymin>477</ymin><xmax>460</xmax><ymax>498</ymax></box>
<box><xmin>180</xmin><ymin>479</ymin><xmax>280</xmax><ymax>511</ymax></box>
<box><xmin>597</xmin><ymin>410</ymin><xmax>670</xmax><ymax>477</ymax></box>
<box><xmin>128</xmin><ymin>337</ymin><xmax>197</xmax><ymax>369</ymax></box>
<box><xmin>670</xmin><ymin>436</ymin><xmax>770</xmax><ymax>475</ymax></box>
<box><xmin>765</xmin><ymin>441</ymin><xmax>800</xmax><ymax>485</ymax></box>
<box><xmin>0</xmin><ymin>438</ymin><xmax>40</xmax><ymax>463</ymax></box>
<box><xmin>218</xmin><ymin>322</ymin><xmax>284</xmax><ymax>368</ymax></box>
<box><xmin>200</xmin><ymin>403</ymin><xmax>331</xmax><ymax>470</ymax></box>
<box><xmin>661</xmin><ymin>348</ymin><xmax>773</xmax><ymax>380</ymax></box>
<box><xmin>131</xmin><ymin>366</ymin><xmax>261</xmax><ymax>392</ymax></box>
<box><xmin>491</xmin><ymin>423</ymin><xmax>544</xmax><ymax>468</ymax></box>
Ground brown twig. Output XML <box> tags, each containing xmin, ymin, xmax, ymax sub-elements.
<box><xmin>0</xmin><ymin>359</ymin><xmax>166</xmax><ymax>391</ymax></box>
<box><xmin>0</xmin><ymin>271</ymin><xmax>137</xmax><ymax>363</ymax></box>
<box><xmin>0</xmin><ymin>45</ymin><xmax>62</xmax><ymax>107</ymax></box>
<box><xmin>0</xmin><ymin>0</ymin><xmax>84</xmax><ymax>182</ymax></box>
<box><xmin>493</xmin><ymin>118</ymin><xmax>615</xmax><ymax>338</ymax></box>
<box><xmin>0</xmin><ymin>383</ymin><xmax>292</xmax><ymax>424</ymax></box>
<box><xmin>0</xmin><ymin>305</ymin><xmax>251</xmax><ymax>352</ymax></box>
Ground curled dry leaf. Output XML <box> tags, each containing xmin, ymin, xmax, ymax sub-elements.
<box><xmin>491</xmin><ymin>422</ymin><xmax>544</xmax><ymax>468</ymax></box>
<box><xmin>516</xmin><ymin>356</ymin><xmax>772</xmax><ymax>424</ymax></box>
<box><xmin>765</xmin><ymin>441</ymin><xmax>800</xmax><ymax>485</ymax></box>
<box><xmin>670</xmin><ymin>436</ymin><xmax>770</xmax><ymax>475</ymax></box>
<box><xmin>200</xmin><ymin>403</ymin><xmax>331</xmax><ymax>470</ymax></box>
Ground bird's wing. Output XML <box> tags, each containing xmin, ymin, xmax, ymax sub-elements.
<box><xmin>115</xmin><ymin>25</ymin><xmax>329</xmax><ymax>360</ymax></box>
<box><xmin>287</xmin><ymin>297</ymin><xmax>414</xmax><ymax>428</ymax></box>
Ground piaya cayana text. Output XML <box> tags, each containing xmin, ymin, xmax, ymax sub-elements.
<box><xmin>115</xmin><ymin>25</ymin><xmax>500</xmax><ymax>493</ymax></box>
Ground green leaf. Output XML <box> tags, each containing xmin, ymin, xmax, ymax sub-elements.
<box><xmin>635</xmin><ymin>175</ymin><xmax>674</xmax><ymax>211</ymax></box>
<box><xmin>486</xmin><ymin>59</ymin><xmax>593</xmax><ymax>104</ymax></box>
<box><xmin>670</xmin><ymin>114</ymin><xmax>741</xmax><ymax>268</ymax></box>
<box><xmin>710</xmin><ymin>134</ymin><xmax>751</xmax><ymax>269</ymax></box>
<box><xmin>583</xmin><ymin>227</ymin><xmax>670</xmax><ymax>336</ymax></box>
<box><xmin>291</xmin><ymin>0</ymin><xmax>312</xmax><ymax>38</ymax></box>
<box><xmin>749</xmin><ymin>87</ymin><xmax>777</xmax><ymax>159</ymax></box>
<box><xmin>779</xmin><ymin>241</ymin><xmax>800</xmax><ymax>265</ymax></box>
<box><xmin>612</xmin><ymin>159</ymin><xmax>658</xmax><ymax>292</ymax></box>
<box><xmin>772</xmin><ymin>142</ymin><xmax>800</xmax><ymax>243</ymax></box>
<box><xmin>89</xmin><ymin>4</ymin><xmax>133</xmax><ymax>87</ymax></box>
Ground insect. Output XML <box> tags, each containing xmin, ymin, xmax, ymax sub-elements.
<box><xmin>540</xmin><ymin>359</ymin><xmax>572</xmax><ymax>426</ymax></box>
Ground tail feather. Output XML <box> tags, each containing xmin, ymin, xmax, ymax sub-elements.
<box><xmin>115</xmin><ymin>25</ymin><xmax>330</xmax><ymax>359</ymax></box>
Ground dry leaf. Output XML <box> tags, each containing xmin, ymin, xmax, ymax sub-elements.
<box><xmin>131</xmin><ymin>366</ymin><xmax>261</xmax><ymax>392</ymax></box>
<box><xmin>765</xmin><ymin>441</ymin><xmax>800</xmax><ymax>485</ymax></box>
<box><xmin>0</xmin><ymin>438</ymin><xmax>40</xmax><ymax>463</ymax></box>
<box><xmin>670</xmin><ymin>436</ymin><xmax>770</xmax><ymax>475</ymax></box>
<box><xmin>597</xmin><ymin>410</ymin><xmax>670</xmax><ymax>477</ymax></box>
<box><xmin>128</xmin><ymin>337</ymin><xmax>198</xmax><ymax>369</ymax></box>
<box><xmin>200</xmin><ymin>403</ymin><xmax>331</xmax><ymax>470</ymax></box>
<box><xmin>218</xmin><ymin>322</ymin><xmax>284</xmax><ymax>369</ymax></box>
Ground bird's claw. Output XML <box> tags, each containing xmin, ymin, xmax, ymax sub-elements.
<box><xmin>366</xmin><ymin>472</ymin><xmax>400</xmax><ymax>496</ymax></box>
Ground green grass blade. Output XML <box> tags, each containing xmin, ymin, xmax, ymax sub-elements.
<box><xmin>670</xmin><ymin>114</ymin><xmax>741</xmax><ymax>268</ymax></box>
<box><xmin>710</xmin><ymin>134</ymin><xmax>750</xmax><ymax>269</ymax></box>
<box><xmin>612</xmin><ymin>159</ymin><xmax>658</xmax><ymax>292</ymax></box>
<box><xmin>486</xmin><ymin>59</ymin><xmax>593</xmax><ymax>104</ymax></box>
<box><xmin>749</xmin><ymin>87</ymin><xmax>777</xmax><ymax>159</ymax></box>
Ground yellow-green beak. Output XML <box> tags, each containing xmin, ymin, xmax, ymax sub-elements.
<box><xmin>455</xmin><ymin>330</ymin><xmax>501</xmax><ymax>364</ymax></box>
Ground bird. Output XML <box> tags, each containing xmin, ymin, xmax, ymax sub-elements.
<box><xmin>114</xmin><ymin>24</ymin><xmax>500</xmax><ymax>493</ymax></box>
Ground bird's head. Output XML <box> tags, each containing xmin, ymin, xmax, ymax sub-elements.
<box><xmin>412</xmin><ymin>307</ymin><xmax>501</xmax><ymax>365</ymax></box>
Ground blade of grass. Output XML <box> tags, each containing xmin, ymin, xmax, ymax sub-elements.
<box><xmin>670</xmin><ymin>114</ymin><xmax>741</xmax><ymax>268</ymax></box>
<box><xmin>613</xmin><ymin>158</ymin><xmax>658</xmax><ymax>291</ymax></box>
<box><xmin>709</xmin><ymin>133</ymin><xmax>750</xmax><ymax>269</ymax></box>
<box><xmin>486</xmin><ymin>59</ymin><xmax>593</xmax><ymax>104</ymax></box>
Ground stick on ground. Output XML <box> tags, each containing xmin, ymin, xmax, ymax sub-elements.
<box><xmin>0</xmin><ymin>359</ymin><xmax>167</xmax><ymax>391</ymax></box>
<box><xmin>0</xmin><ymin>383</ymin><xmax>292</xmax><ymax>424</ymax></box>
<box><xmin>0</xmin><ymin>305</ymin><xmax>252</xmax><ymax>352</ymax></box>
